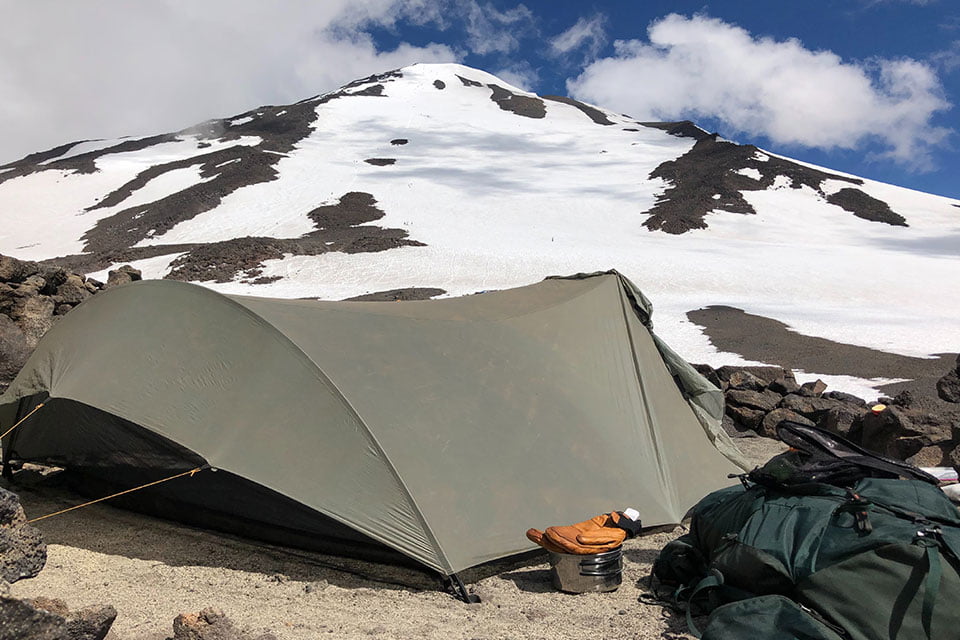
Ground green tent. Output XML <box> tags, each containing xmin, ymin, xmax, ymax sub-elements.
<box><xmin>0</xmin><ymin>271</ymin><xmax>744</xmax><ymax>581</ymax></box>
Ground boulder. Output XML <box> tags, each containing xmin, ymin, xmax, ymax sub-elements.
<box><xmin>727</xmin><ymin>389</ymin><xmax>781</xmax><ymax>413</ymax></box>
<box><xmin>0</xmin><ymin>487</ymin><xmax>46</xmax><ymax>584</ymax></box>
<box><xmin>906</xmin><ymin>445</ymin><xmax>948</xmax><ymax>468</ymax></box>
<box><xmin>760</xmin><ymin>408</ymin><xmax>814</xmax><ymax>439</ymax></box>
<box><xmin>169</xmin><ymin>608</ymin><xmax>276</xmax><ymax>640</ymax></box>
<box><xmin>798</xmin><ymin>379</ymin><xmax>828</xmax><ymax>397</ymax></box>
<box><xmin>721</xmin><ymin>413</ymin><xmax>755</xmax><ymax>438</ymax></box>
<box><xmin>0</xmin><ymin>255</ymin><xmax>40</xmax><ymax>283</ymax></box>
<box><xmin>768</xmin><ymin>376</ymin><xmax>801</xmax><ymax>395</ymax></box>
<box><xmin>27</xmin><ymin>598</ymin><xmax>116</xmax><ymax>640</ymax></box>
<box><xmin>8</xmin><ymin>295</ymin><xmax>55</xmax><ymax>347</ymax></box>
<box><xmin>0</xmin><ymin>596</ymin><xmax>68</xmax><ymax>640</ymax></box>
<box><xmin>53</xmin><ymin>274</ymin><xmax>91</xmax><ymax>306</ymax></box>
<box><xmin>938</xmin><ymin>370</ymin><xmax>960</xmax><ymax>404</ymax></box>
<box><xmin>0</xmin><ymin>597</ymin><xmax>116</xmax><ymax>640</ymax></box>
<box><xmin>0</xmin><ymin>315</ymin><xmax>30</xmax><ymax>382</ymax></box>
<box><xmin>823</xmin><ymin>391</ymin><xmax>868</xmax><ymax>408</ymax></box>
<box><xmin>726</xmin><ymin>370</ymin><xmax>767</xmax><ymax>391</ymax></box>
<box><xmin>105</xmin><ymin>265</ymin><xmax>142</xmax><ymax>289</ymax></box>
<box><xmin>779</xmin><ymin>394</ymin><xmax>841</xmax><ymax>421</ymax></box>
<box><xmin>716</xmin><ymin>366</ymin><xmax>791</xmax><ymax>386</ymax></box>
<box><xmin>725</xmin><ymin>404</ymin><xmax>765</xmax><ymax>431</ymax></box>
<box><xmin>819</xmin><ymin>405</ymin><xmax>866</xmax><ymax>438</ymax></box>
<box><xmin>38</xmin><ymin>269</ymin><xmax>68</xmax><ymax>296</ymax></box>
<box><xmin>858</xmin><ymin>405</ymin><xmax>953</xmax><ymax>460</ymax></box>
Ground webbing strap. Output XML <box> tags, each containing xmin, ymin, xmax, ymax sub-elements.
<box><xmin>685</xmin><ymin>572</ymin><xmax>722</xmax><ymax>638</ymax></box>
<box><xmin>922</xmin><ymin>544</ymin><xmax>942</xmax><ymax>637</ymax></box>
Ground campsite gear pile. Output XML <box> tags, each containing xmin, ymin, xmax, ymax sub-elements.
<box><xmin>651</xmin><ymin>421</ymin><xmax>960</xmax><ymax>639</ymax></box>
<box><xmin>527</xmin><ymin>509</ymin><xmax>642</xmax><ymax>593</ymax></box>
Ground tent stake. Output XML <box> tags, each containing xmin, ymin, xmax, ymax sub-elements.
<box><xmin>445</xmin><ymin>573</ymin><xmax>481</xmax><ymax>603</ymax></box>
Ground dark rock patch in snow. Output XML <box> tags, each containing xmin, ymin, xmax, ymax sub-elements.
<box><xmin>164</xmin><ymin>192</ymin><xmax>422</xmax><ymax>283</ymax></box>
<box><xmin>827</xmin><ymin>188</ymin><xmax>908</xmax><ymax>226</ymax></box>
<box><xmin>307</xmin><ymin>192</ymin><xmax>387</xmax><ymax>229</ymax></box>
<box><xmin>487</xmin><ymin>84</ymin><xmax>546</xmax><ymax>119</ymax></box>
<box><xmin>0</xmin><ymin>134</ymin><xmax>178</xmax><ymax>186</ymax></box>
<box><xmin>687</xmin><ymin>305</ymin><xmax>957</xmax><ymax>402</ymax></box>
<box><xmin>640</xmin><ymin>121</ymin><xmax>713</xmax><ymax>141</ymax></box>
<box><xmin>456</xmin><ymin>75</ymin><xmax>483</xmax><ymax>87</ymax></box>
<box><xmin>644</xmin><ymin>136</ymin><xmax>908</xmax><ymax>233</ymax></box>
<box><xmin>0</xmin><ymin>140</ymin><xmax>93</xmax><ymax>168</ymax></box>
<box><xmin>350</xmin><ymin>84</ymin><xmax>386</xmax><ymax>97</ymax></box>
<box><xmin>433</xmin><ymin>80</ymin><xmax>446</xmax><ymax>90</ymax></box>
<box><xmin>365</xmin><ymin>158</ymin><xmax>396</xmax><ymax>166</ymax></box>
<box><xmin>339</xmin><ymin>69</ymin><xmax>403</xmax><ymax>91</ymax></box>
<box><xmin>390</xmin><ymin>139</ymin><xmax>409</xmax><ymax>145</ymax></box>
<box><xmin>542</xmin><ymin>96</ymin><xmax>613</xmax><ymax>125</ymax></box>
<box><xmin>345</xmin><ymin>287</ymin><xmax>446</xmax><ymax>302</ymax></box>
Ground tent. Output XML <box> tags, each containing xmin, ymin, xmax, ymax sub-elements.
<box><xmin>0</xmin><ymin>271</ymin><xmax>745</xmax><ymax>587</ymax></box>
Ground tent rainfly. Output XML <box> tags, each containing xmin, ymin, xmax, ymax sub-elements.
<box><xmin>0</xmin><ymin>271</ymin><xmax>745</xmax><ymax>592</ymax></box>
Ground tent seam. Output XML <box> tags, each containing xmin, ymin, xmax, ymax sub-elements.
<box><xmin>199</xmin><ymin>284</ymin><xmax>454</xmax><ymax>574</ymax></box>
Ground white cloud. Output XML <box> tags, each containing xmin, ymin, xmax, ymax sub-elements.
<box><xmin>0</xmin><ymin>0</ymin><xmax>458</xmax><ymax>163</ymax></box>
<box><xmin>463</xmin><ymin>1</ymin><xmax>536</xmax><ymax>56</ymax></box>
<box><xmin>566</xmin><ymin>14</ymin><xmax>952</xmax><ymax>169</ymax></box>
<box><xmin>492</xmin><ymin>62</ymin><xmax>539</xmax><ymax>91</ymax></box>
<box><xmin>550</xmin><ymin>14</ymin><xmax>607</xmax><ymax>59</ymax></box>
<box><xmin>932</xmin><ymin>40</ymin><xmax>960</xmax><ymax>72</ymax></box>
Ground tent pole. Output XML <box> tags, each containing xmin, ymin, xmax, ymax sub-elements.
<box><xmin>444</xmin><ymin>573</ymin><xmax>481</xmax><ymax>603</ymax></box>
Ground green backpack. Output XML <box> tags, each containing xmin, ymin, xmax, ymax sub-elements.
<box><xmin>652</xmin><ymin>423</ymin><xmax>960</xmax><ymax>640</ymax></box>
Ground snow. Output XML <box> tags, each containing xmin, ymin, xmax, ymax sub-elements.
<box><xmin>85</xmin><ymin>252</ymin><xmax>185</xmax><ymax>283</ymax></box>
<box><xmin>230</xmin><ymin>116</ymin><xmax>254</xmax><ymax>126</ymax></box>
<box><xmin>736</xmin><ymin>167</ymin><xmax>762</xmax><ymax>180</ymax></box>
<box><xmin>38</xmin><ymin>138</ymin><xmax>138</xmax><ymax>164</ymax></box>
<box><xmin>1</xmin><ymin>63</ymin><xmax>958</xmax><ymax>401</ymax></box>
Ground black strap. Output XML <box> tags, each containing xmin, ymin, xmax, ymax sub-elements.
<box><xmin>777</xmin><ymin>421</ymin><xmax>939</xmax><ymax>485</ymax></box>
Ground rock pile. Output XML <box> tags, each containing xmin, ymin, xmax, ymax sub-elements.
<box><xmin>698</xmin><ymin>363</ymin><xmax>960</xmax><ymax>470</ymax></box>
<box><xmin>0</xmin><ymin>254</ymin><xmax>140</xmax><ymax>391</ymax></box>
<box><xmin>0</xmin><ymin>486</ymin><xmax>116</xmax><ymax>640</ymax></box>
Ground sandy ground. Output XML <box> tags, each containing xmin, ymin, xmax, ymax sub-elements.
<box><xmin>6</xmin><ymin>440</ymin><xmax>786</xmax><ymax>640</ymax></box>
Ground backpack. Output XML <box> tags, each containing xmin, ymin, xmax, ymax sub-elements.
<box><xmin>651</xmin><ymin>423</ymin><xmax>960</xmax><ymax>639</ymax></box>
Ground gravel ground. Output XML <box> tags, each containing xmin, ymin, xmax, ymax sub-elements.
<box><xmin>7</xmin><ymin>439</ymin><xmax>787</xmax><ymax>640</ymax></box>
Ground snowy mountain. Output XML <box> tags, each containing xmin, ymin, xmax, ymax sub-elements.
<box><xmin>1</xmin><ymin>63</ymin><xmax>958</xmax><ymax>397</ymax></box>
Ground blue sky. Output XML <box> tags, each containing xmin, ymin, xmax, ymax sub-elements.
<box><xmin>2</xmin><ymin>1</ymin><xmax>958</xmax><ymax>199</ymax></box>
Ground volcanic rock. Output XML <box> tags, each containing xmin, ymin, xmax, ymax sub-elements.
<box><xmin>0</xmin><ymin>315</ymin><xmax>30</xmax><ymax>381</ymax></box>
<box><xmin>725</xmin><ymin>370</ymin><xmax>767</xmax><ymax>391</ymax></box>
<box><xmin>760</xmin><ymin>409</ymin><xmax>815</xmax><ymax>439</ymax></box>
<box><xmin>726</xmin><ymin>405</ymin><xmax>765</xmax><ymax>431</ymax></box>
<box><xmin>0</xmin><ymin>597</ymin><xmax>116</xmax><ymax>640</ymax></box>
<box><xmin>169</xmin><ymin>608</ymin><xmax>276</xmax><ymax>640</ymax></box>
<box><xmin>798</xmin><ymin>379</ymin><xmax>828</xmax><ymax>397</ymax></box>
<box><xmin>105</xmin><ymin>265</ymin><xmax>142</xmax><ymax>289</ymax></box>
<box><xmin>0</xmin><ymin>486</ymin><xmax>46</xmax><ymax>585</ymax></box>
<box><xmin>715</xmin><ymin>365</ymin><xmax>790</xmax><ymax>386</ymax></box>
<box><xmin>938</xmin><ymin>355</ymin><xmax>960</xmax><ymax>403</ymax></box>
<box><xmin>727</xmin><ymin>389</ymin><xmax>782</xmax><ymax>413</ymax></box>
